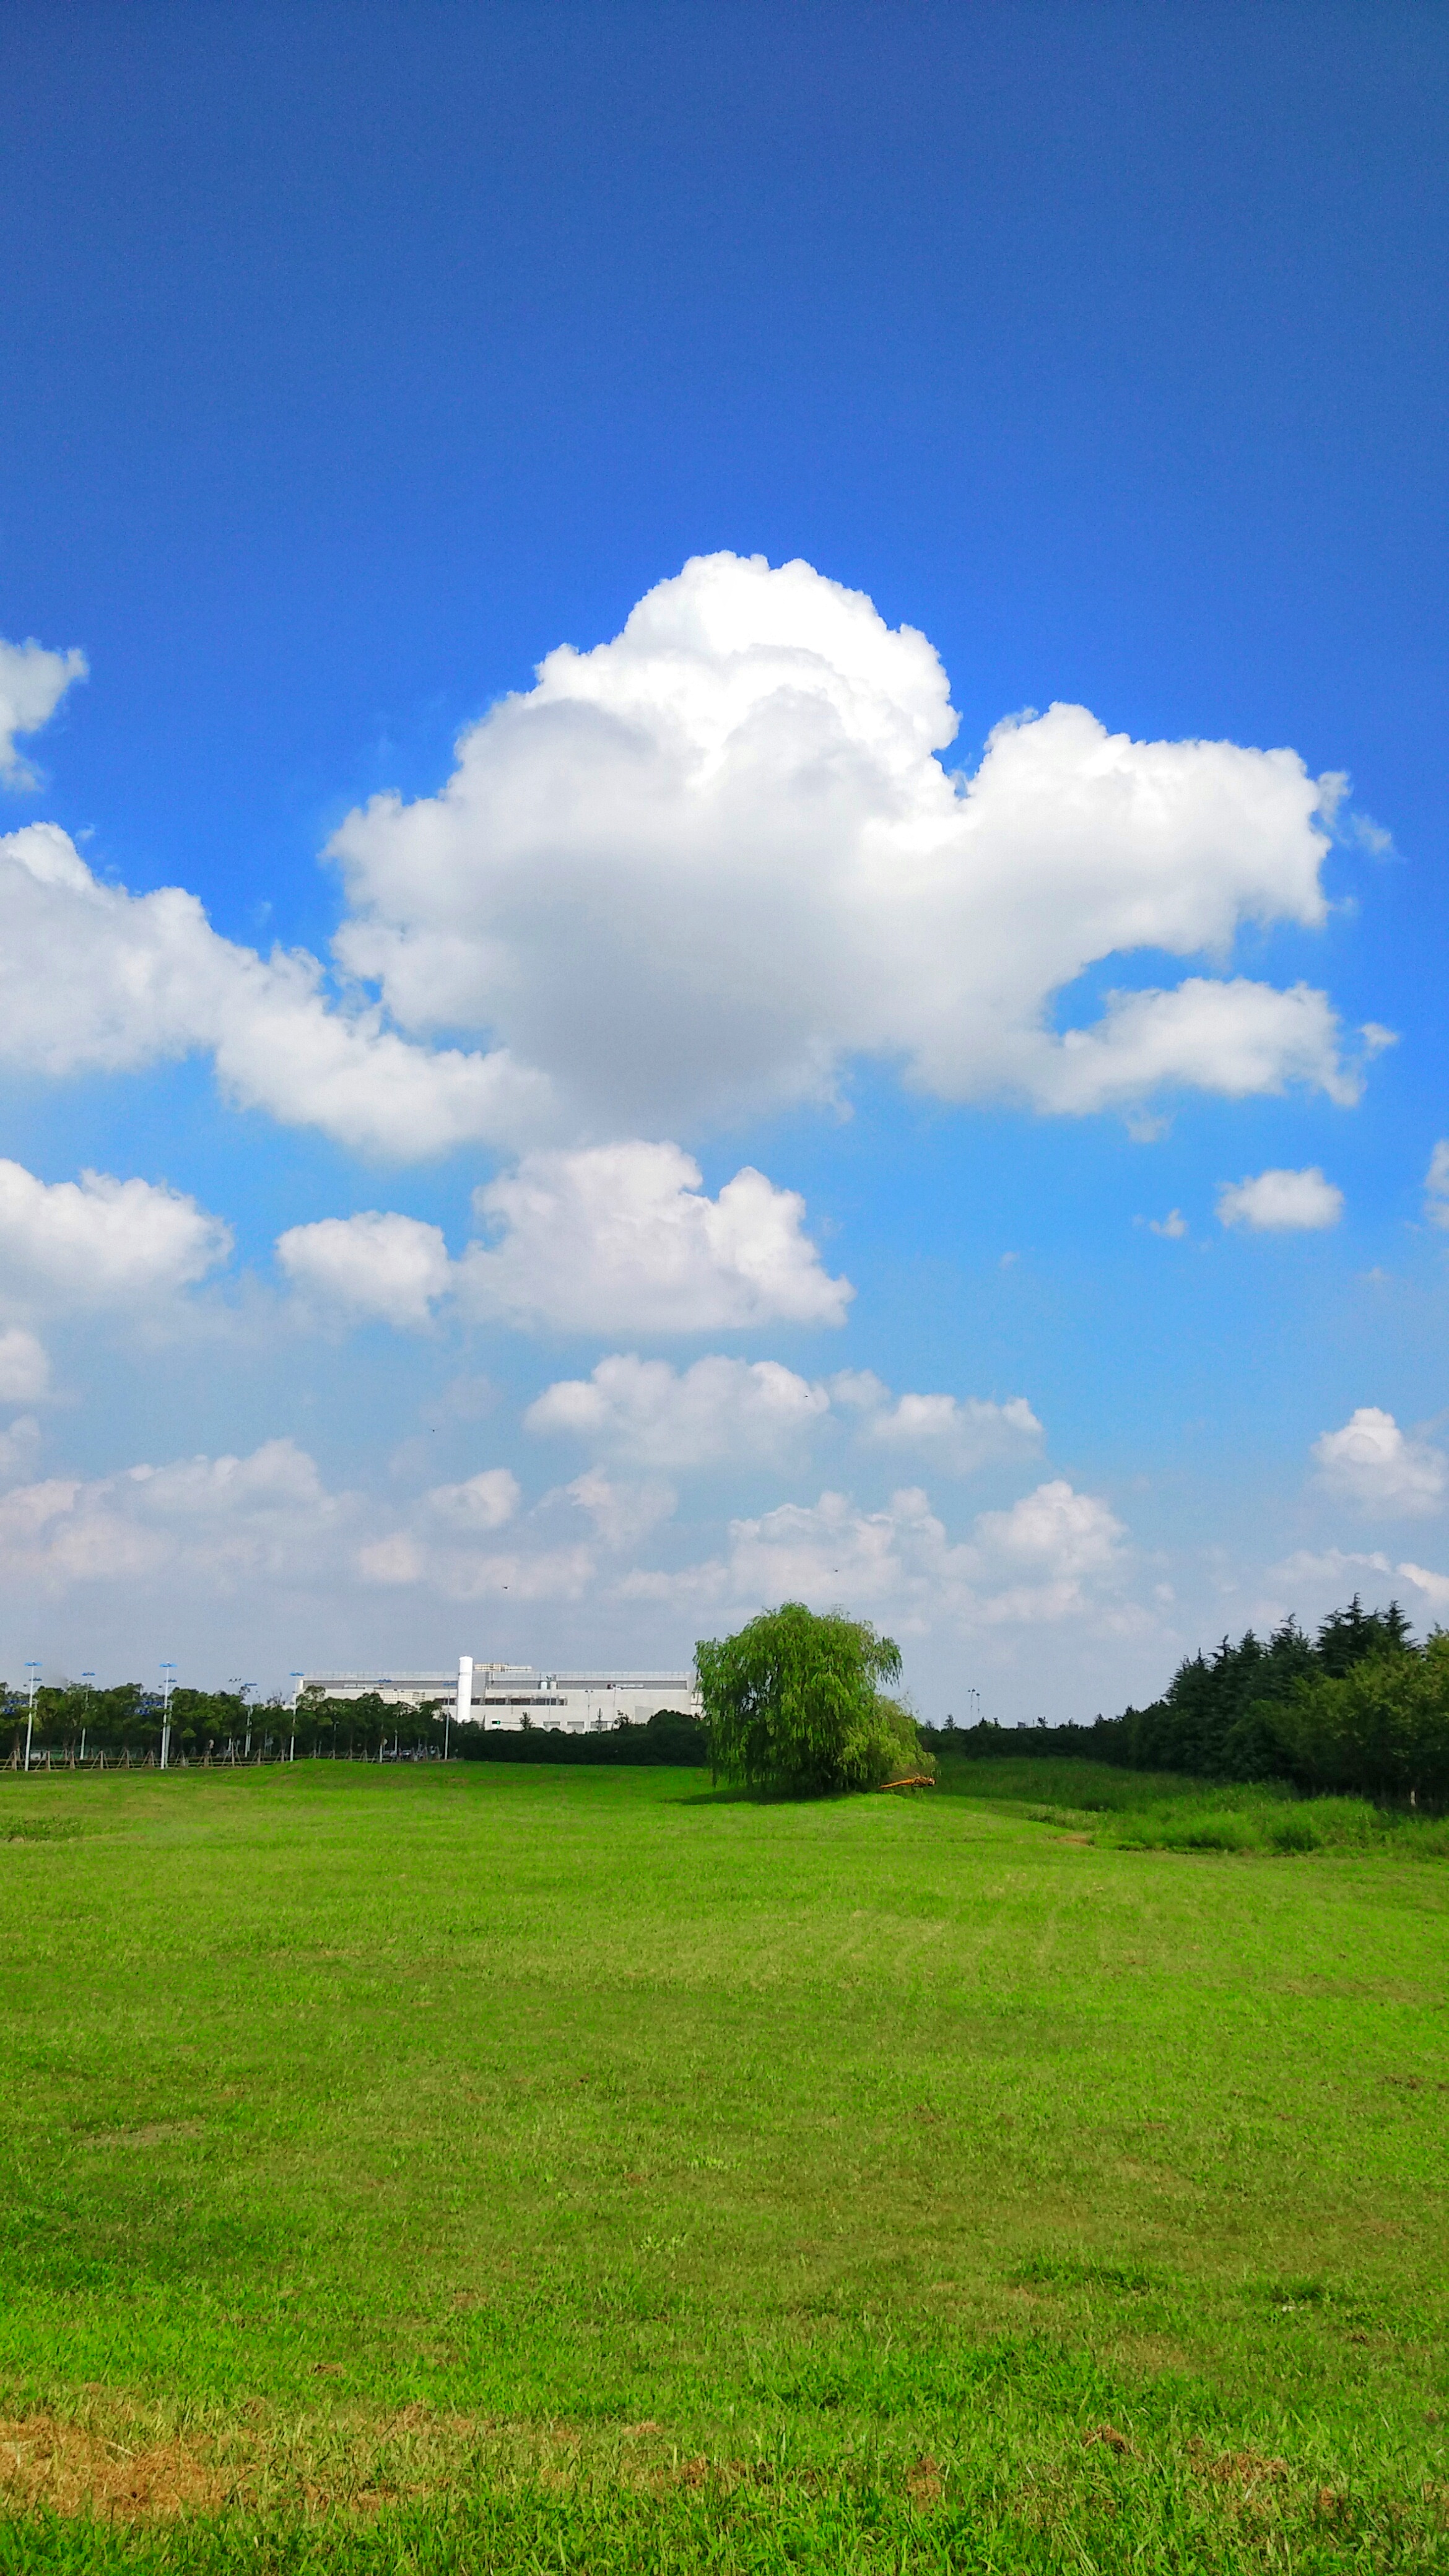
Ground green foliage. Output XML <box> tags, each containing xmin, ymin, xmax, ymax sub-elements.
<box><xmin>4</xmin><ymin>1684</ymin><xmax>707</xmax><ymax>1773</ymax></box>
<box><xmin>295</xmin><ymin>1693</ymin><xmax>448</xmax><ymax>1759</ymax></box>
<box><xmin>696</xmin><ymin>1602</ymin><xmax>927</xmax><ymax>1791</ymax></box>
<box><xmin>456</xmin><ymin>1707</ymin><xmax>708</xmax><ymax>1766</ymax></box>
<box><xmin>0</xmin><ymin>1685</ymin><xmax>454</xmax><ymax>1767</ymax></box>
<box><xmin>925</xmin><ymin>1592</ymin><xmax>1449</xmax><ymax>1803</ymax></box>
<box><xmin>1271</xmin><ymin>1629</ymin><xmax>1449</xmax><ymax>1800</ymax></box>
<box><xmin>935</xmin><ymin>1756</ymin><xmax>1449</xmax><ymax>1855</ymax></box>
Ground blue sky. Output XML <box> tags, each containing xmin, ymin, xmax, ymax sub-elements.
<box><xmin>1</xmin><ymin>1</ymin><xmax>1446</xmax><ymax>1712</ymax></box>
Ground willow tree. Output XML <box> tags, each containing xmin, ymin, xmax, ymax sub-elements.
<box><xmin>696</xmin><ymin>1603</ymin><xmax>929</xmax><ymax>1793</ymax></box>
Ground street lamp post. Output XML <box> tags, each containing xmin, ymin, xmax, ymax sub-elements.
<box><xmin>23</xmin><ymin>1662</ymin><xmax>40</xmax><ymax>1772</ymax></box>
<box><xmin>289</xmin><ymin>1673</ymin><xmax>302</xmax><ymax>1762</ymax></box>
<box><xmin>159</xmin><ymin>1663</ymin><xmax>176</xmax><ymax>1769</ymax></box>
<box><xmin>80</xmin><ymin>1671</ymin><xmax>95</xmax><ymax>1764</ymax></box>
<box><xmin>228</xmin><ymin>1682</ymin><xmax>255</xmax><ymax>1759</ymax></box>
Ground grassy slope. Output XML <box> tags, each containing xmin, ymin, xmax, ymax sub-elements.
<box><xmin>0</xmin><ymin>1760</ymin><xmax>1445</xmax><ymax>2570</ymax></box>
<box><xmin>936</xmin><ymin>1756</ymin><xmax>1449</xmax><ymax>1854</ymax></box>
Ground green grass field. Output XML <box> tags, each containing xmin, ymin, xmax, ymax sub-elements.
<box><xmin>1</xmin><ymin>1758</ymin><xmax>1446</xmax><ymax>2570</ymax></box>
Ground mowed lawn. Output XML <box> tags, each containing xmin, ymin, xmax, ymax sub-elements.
<box><xmin>1</xmin><ymin>1759</ymin><xmax>1447</xmax><ymax>2571</ymax></box>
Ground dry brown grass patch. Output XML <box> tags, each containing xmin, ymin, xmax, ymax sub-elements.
<box><xmin>1082</xmin><ymin>2424</ymin><xmax>1133</xmax><ymax>2456</ymax></box>
<box><xmin>0</xmin><ymin>2417</ymin><xmax>245</xmax><ymax>2519</ymax></box>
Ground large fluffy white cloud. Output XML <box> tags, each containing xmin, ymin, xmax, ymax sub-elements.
<box><xmin>0</xmin><ymin>823</ymin><xmax>544</xmax><ymax>1159</ymax></box>
<box><xmin>0</xmin><ymin>637</ymin><xmax>86</xmax><ymax>788</ymax></box>
<box><xmin>325</xmin><ymin>552</ymin><xmax>1376</xmax><ymax>1135</ymax></box>
<box><xmin>0</xmin><ymin>1159</ymin><xmax>231</xmax><ymax>1309</ymax></box>
<box><xmin>1</xmin><ymin>564</ymin><xmax>1384</xmax><ymax>1160</ymax></box>
<box><xmin>1312</xmin><ymin>1407</ymin><xmax>1447</xmax><ymax>1516</ymax></box>
<box><xmin>623</xmin><ymin>1474</ymin><xmax>1127</xmax><ymax>1632</ymax></box>
<box><xmin>276</xmin><ymin>1144</ymin><xmax>849</xmax><ymax>1335</ymax></box>
<box><xmin>276</xmin><ymin>1210</ymin><xmax>452</xmax><ymax>1328</ymax></box>
<box><xmin>1217</xmin><ymin>1165</ymin><xmax>1344</xmax><ymax>1231</ymax></box>
<box><xmin>457</xmin><ymin>1144</ymin><xmax>851</xmax><ymax>1332</ymax></box>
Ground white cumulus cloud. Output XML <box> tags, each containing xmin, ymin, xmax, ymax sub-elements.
<box><xmin>457</xmin><ymin>1142</ymin><xmax>851</xmax><ymax>1333</ymax></box>
<box><xmin>279</xmin><ymin>1146</ymin><xmax>848</xmax><ymax>1338</ymax></box>
<box><xmin>358</xmin><ymin>1466</ymin><xmax>597</xmax><ymax>1602</ymax></box>
<box><xmin>0</xmin><ymin>1159</ymin><xmax>231</xmax><ymax>1310</ymax></box>
<box><xmin>1269</xmin><ymin>1546</ymin><xmax>1393</xmax><ymax>1590</ymax></box>
<box><xmin>526</xmin><ymin>1352</ymin><xmax>1045</xmax><ymax>1474</ymax></box>
<box><xmin>0</xmin><ymin>1434</ymin><xmax>654</xmax><ymax>1617</ymax></box>
<box><xmin>1398</xmin><ymin>1561</ymin><xmax>1449</xmax><ymax>1612</ymax></box>
<box><xmin>1217</xmin><ymin>1165</ymin><xmax>1344</xmax><ymax>1231</ymax></box>
<box><xmin>526</xmin><ymin>1351</ymin><xmax>831</xmax><ymax>1466</ymax></box>
<box><xmin>1425</xmin><ymin>1141</ymin><xmax>1449</xmax><ymax>1230</ymax></box>
<box><xmin>0</xmin><ymin>637</ymin><xmax>87</xmax><ymax>788</ymax></box>
<box><xmin>856</xmin><ymin>1388</ymin><xmax>1043</xmax><ymax>1474</ymax></box>
<box><xmin>0</xmin><ymin>1438</ymin><xmax>349</xmax><ymax>1593</ymax></box>
<box><xmin>324</xmin><ymin>552</ymin><xmax>1377</xmax><ymax>1136</ymax></box>
<box><xmin>1312</xmin><ymin>1407</ymin><xmax>1447</xmax><ymax>1516</ymax></box>
<box><xmin>2</xmin><ymin>563</ymin><xmax>1386</xmax><ymax>1155</ymax></box>
<box><xmin>0</xmin><ymin>823</ymin><xmax>546</xmax><ymax>1159</ymax></box>
<box><xmin>624</xmin><ymin>1474</ymin><xmax>1126</xmax><ymax>1632</ymax></box>
<box><xmin>276</xmin><ymin>1211</ymin><xmax>452</xmax><ymax>1328</ymax></box>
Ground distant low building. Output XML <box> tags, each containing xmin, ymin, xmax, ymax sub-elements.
<box><xmin>298</xmin><ymin>1658</ymin><xmax>700</xmax><ymax>1734</ymax></box>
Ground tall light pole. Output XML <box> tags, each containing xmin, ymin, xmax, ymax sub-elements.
<box><xmin>289</xmin><ymin>1673</ymin><xmax>302</xmax><ymax>1762</ymax></box>
<box><xmin>80</xmin><ymin>1671</ymin><xmax>94</xmax><ymax>1764</ymax></box>
<box><xmin>23</xmin><ymin>1662</ymin><xmax>40</xmax><ymax>1772</ymax></box>
<box><xmin>159</xmin><ymin>1663</ymin><xmax>176</xmax><ymax>1769</ymax></box>
<box><xmin>230</xmin><ymin>1682</ymin><xmax>255</xmax><ymax>1759</ymax></box>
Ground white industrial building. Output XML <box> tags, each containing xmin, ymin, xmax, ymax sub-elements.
<box><xmin>298</xmin><ymin>1659</ymin><xmax>700</xmax><ymax>1734</ymax></box>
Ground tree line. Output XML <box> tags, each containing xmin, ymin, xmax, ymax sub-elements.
<box><xmin>2</xmin><ymin>1682</ymin><xmax>445</xmax><ymax>1765</ymax></box>
<box><xmin>923</xmin><ymin>1596</ymin><xmax>1449</xmax><ymax>1802</ymax></box>
<box><xmin>16</xmin><ymin>1593</ymin><xmax>1440</xmax><ymax>1799</ymax></box>
<box><xmin>3</xmin><ymin>1681</ymin><xmax>709</xmax><ymax>1767</ymax></box>
<box><xmin>453</xmin><ymin>1706</ymin><xmax>708</xmax><ymax>1765</ymax></box>
<box><xmin>5</xmin><ymin>1614</ymin><xmax>913</xmax><ymax>1790</ymax></box>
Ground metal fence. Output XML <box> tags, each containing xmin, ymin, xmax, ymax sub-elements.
<box><xmin>4</xmin><ymin>1742</ymin><xmax>450</xmax><ymax>1772</ymax></box>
